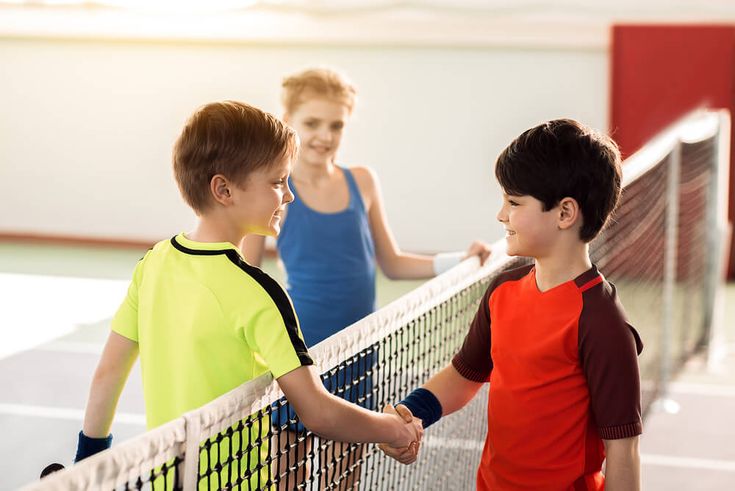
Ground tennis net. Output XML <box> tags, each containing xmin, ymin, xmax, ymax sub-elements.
<box><xmin>25</xmin><ymin>110</ymin><xmax>728</xmax><ymax>491</ymax></box>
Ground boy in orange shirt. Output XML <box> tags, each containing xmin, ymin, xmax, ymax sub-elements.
<box><xmin>381</xmin><ymin>119</ymin><xmax>643</xmax><ymax>491</ymax></box>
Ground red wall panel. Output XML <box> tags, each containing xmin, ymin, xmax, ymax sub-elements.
<box><xmin>611</xmin><ymin>24</ymin><xmax>735</xmax><ymax>278</ymax></box>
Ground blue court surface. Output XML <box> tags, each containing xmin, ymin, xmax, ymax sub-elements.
<box><xmin>1</xmin><ymin>242</ymin><xmax>733</xmax><ymax>490</ymax></box>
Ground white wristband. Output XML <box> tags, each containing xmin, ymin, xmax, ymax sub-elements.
<box><xmin>432</xmin><ymin>251</ymin><xmax>465</xmax><ymax>276</ymax></box>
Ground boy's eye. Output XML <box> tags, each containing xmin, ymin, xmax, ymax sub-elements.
<box><xmin>304</xmin><ymin>121</ymin><xmax>318</xmax><ymax>128</ymax></box>
<box><xmin>508</xmin><ymin>200</ymin><xmax>519</xmax><ymax>206</ymax></box>
<box><xmin>331</xmin><ymin>123</ymin><xmax>344</xmax><ymax>131</ymax></box>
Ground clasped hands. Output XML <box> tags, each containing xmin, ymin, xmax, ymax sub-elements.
<box><xmin>379</xmin><ymin>403</ymin><xmax>423</xmax><ymax>465</ymax></box>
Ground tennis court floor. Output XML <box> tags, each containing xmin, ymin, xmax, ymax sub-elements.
<box><xmin>1</xmin><ymin>242</ymin><xmax>733</xmax><ymax>490</ymax></box>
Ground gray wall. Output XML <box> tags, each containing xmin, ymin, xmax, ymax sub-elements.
<box><xmin>0</xmin><ymin>38</ymin><xmax>608</xmax><ymax>251</ymax></box>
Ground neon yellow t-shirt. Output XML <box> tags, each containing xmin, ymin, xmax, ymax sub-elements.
<box><xmin>111</xmin><ymin>233</ymin><xmax>313</xmax><ymax>430</ymax></box>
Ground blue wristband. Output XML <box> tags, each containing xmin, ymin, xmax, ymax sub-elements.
<box><xmin>75</xmin><ymin>431</ymin><xmax>112</xmax><ymax>462</ymax></box>
<box><xmin>398</xmin><ymin>388</ymin><xmax>443</xmax><ymax>429</ymax></box>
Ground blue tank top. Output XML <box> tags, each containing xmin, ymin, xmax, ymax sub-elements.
<box><xmin>277</xmin><ymin>167</ymin><xmax>376</xmax><ymax>346</ymax></box>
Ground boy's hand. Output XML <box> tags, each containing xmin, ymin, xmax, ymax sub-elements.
<box><xmin>379</xmin><ymin>404</ymin><xmax>422</xmax><ymax>465</ymax></box>
<box><xmin>463</xmin><ymin>240</ymin><xmax>492</xmax><ymax>265</ymax></box>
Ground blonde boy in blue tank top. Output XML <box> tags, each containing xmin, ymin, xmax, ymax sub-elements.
<box><xmin>242</xmin><ymin>68</ymin><xmax>491</xmax><ymax>489</ymax></box>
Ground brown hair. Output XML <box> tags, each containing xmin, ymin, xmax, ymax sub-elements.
<box><xmin>495</xmin><ymin>119</ymin><xmax>622</xmax><ymax>242</ymax></box>
<box><xmin>281</xmin><ymin>68</ymin><xmax>357</xmax><ymax>114</ymax></box>
<box><xmin>173</xmin><ymin>101</ymin><xmax>297</xmax><ymax>213</ymax></box>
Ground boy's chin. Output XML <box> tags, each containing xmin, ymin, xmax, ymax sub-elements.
<box><xmin>504</xmin><ymin>245</ymin><xmax>524</xmax><ymax>257</ymax></box>
<box><xmin>246</xmin><ymin>227</ymin><xmax>278</xmax><ymax>238</ymax></box>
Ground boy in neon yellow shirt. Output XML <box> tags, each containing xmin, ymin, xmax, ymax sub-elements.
<box><xmin>76</xmin><ymin>101</ymin><xmax>421</xmax><ymax>478</ymax></box>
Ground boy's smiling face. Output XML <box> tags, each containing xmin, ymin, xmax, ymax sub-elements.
<box><xmin>231</xmin><ymin>156</ymin><xmax>294</xmax><ymax>238</ymax></box>
<box><xmin>496</xmin><ymin>193</ymin><xmax>559</xmax><ymax>258</ymax></box>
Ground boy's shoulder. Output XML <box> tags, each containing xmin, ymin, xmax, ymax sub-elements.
<box><xmin>487</xmin><ymin>263</ymin><xmax>534</xmax><ymax>296</ymax></box>
<box><xmin>148</xmin><ymin>235</ymin><xmax>290</xmax><ymax>307</ymax></box>
<box><xmin>579</xmin><ymin>271</ymin><xmax>644</xmax><ymax>355</ymax></box>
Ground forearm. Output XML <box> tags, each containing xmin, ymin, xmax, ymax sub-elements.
<box><xmin>604</xmin><ymin>437</ymin><xmax>640</xmax><ymax>491</ymax></box>
<box><xmin>304</xmin><ymin>392</ymin><xmax>400</xmax><ymax>444</ymax></box>
<box><xmin>278</xmin><ymin>366</ymin><xmax>416</xmax><ymax>447</ymax></box>
<box><xmin>422</xmin><ymin>364</ymin><xmax>483</xmax><ymax>416</ymax></box>
<box><xmin>82</xmin><ymin>372</ymin><xmax>126</xmax><ymax>437</ymax></box>
<box><xmin>378</xmin><ymin>252</ymin><xmax>434</xmax><ymax>280</ymax></box>
<box><xmin>82</xmin><ymin>332</ymin><xmax>138</xmax><ymax>437</ymax></box>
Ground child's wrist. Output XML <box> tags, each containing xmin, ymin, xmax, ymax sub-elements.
<box><xmin>75</xmin><ymin>430</ymin><xmax>112</xmax><ymax>462</ymax></box>
<box><xmin>432</xmin><ymin>252</ymin><xmax>464</xmax><ymax>275</ymax></box>
<box><xmin>399</xmin><ymin>388</ymin><xmax>442</xmax><ymax>429</ymax></box>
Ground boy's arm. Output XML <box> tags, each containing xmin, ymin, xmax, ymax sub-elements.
<box><xmin>277</xmin><ymin>365</ymin><xmax>422</xmax><ymax>448</ymax></box>
<box><xmin>421</xmin><ymin>363</ymin><xmax>484</xmax><ymax>416</ymax></box>
<box><xmin>354</xmin><ymin>166</ymin><xmax>490</xmax><ymax>279</ymax></box>
<box><xmin>240</xmin><ymin>234</ymin><xmax>266</xmax><ymax>267</ymax></box>
<box><xmin>379</xmin><ymin>363</ymin><xmax>484</xmax><ymax>463</ymax></box>
<box><xmin>82</xmin><ymin>331</ymin><xmax>139</xmax><ymax>439</ymax></box>
<box><xmin>603</xmin><ymin>436</ymin><xmax>640</xmax><ymax>491</ymax></box>
<box><xmin>380</xmin><ymin>282</ymin><xmax>493</xmax><ymax>464</ymax></box>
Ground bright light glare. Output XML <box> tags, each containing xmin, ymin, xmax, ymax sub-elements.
<box><xmin>97</xmin><ymin>0</ymin><xmax>257</xmax><ymax>14</ymax></box>
<box><xmin>0</xmin><ymin>273</ymin><xmax>129</xmax><ymax>360</ymax></box>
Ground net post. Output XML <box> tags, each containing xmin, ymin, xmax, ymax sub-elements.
<box><xmin>705</xmin><ymin>110</ymin><xmax>732</xmax><ymax>367</ymax></box>
<box><xmin>659</xmin><ymin>139</ymin><xmax>681</xmax><ymax>412</ymax></box>
<box><xmin>181</xmin><ymin>412</ymin><xmax>202</xmax><ymax>490</ymax></box>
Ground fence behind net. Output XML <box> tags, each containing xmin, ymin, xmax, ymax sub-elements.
<box><xmin>26</xmin><ymin>111</ymin><xmax>726</xmax><ymax>491</ymax></box>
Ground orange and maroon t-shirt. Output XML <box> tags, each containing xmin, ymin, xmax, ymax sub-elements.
<box><xmin>452</xmin><ymin>264</ymin><xmax>643</xmax><ymax>491</ymax></box>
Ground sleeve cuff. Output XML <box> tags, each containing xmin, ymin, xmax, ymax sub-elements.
<box><xmin>452</xmin><ymin>355</ymin><xmax>491</xmax><ymax>383</ymax></box>
<box><xmin>598</xmin><ymin>421</ymin><xmax>642</xmax><ymax>439</ymax></box>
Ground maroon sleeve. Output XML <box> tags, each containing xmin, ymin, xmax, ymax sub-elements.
<box><xmin>579</xmin><ymin>280</ymin><xmax>644</xmax><ymax>439</ymax></box>
<box><xmin>452</xmin><ymin>286</ymin><xmax>493</xmax><ymax>382</ymax></box>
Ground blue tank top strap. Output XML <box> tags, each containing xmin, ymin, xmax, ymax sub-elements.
<box><xmin>341</xmin><ymin>166</ymin><xmax>366</xmax><ymax>213</ymax></box>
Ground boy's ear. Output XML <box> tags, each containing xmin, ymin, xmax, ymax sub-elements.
<box><xmin>210</xmin><ymin>174</ymin><xmax>233</xmax><ymax>205</ymax></box>
<box><xmin>557</xmin><ymin>197</ymin><xmax>581</xmax><ymax>231</ymax></box>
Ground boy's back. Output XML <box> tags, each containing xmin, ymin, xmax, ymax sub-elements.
<box><xmin>113</xmin><ymin>234</ymin><xmax>312</xmax><ymax>429</ymax></box>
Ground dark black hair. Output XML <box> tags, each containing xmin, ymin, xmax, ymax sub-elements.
<box><xmin>495</xmin><ymin>119</ymin><xmax>622</xmax><ymax>242</ymax></box>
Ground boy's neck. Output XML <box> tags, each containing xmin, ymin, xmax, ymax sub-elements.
<box><xmin>187</xmin><ymin>216</ymin><xmax>243</xmax><ymax>247</ymax></box>
<box><xmin>533</xmin><ymin>242</ymin><xmax>592</xmax><ymax>292</ymax></box>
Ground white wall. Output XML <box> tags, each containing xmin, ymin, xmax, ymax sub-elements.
<box><xmin>0</xmin><ymin>38</ymin><xmax>608</xmax><ymax>251</ymax></box>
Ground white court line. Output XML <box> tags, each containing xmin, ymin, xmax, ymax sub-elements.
<box><xmin>668</xmin><ymin>382</ymin><xmax>735</xmax><ymax>398</ymax></box>
<box><xmin>423</xmin><ymin>435</ymin><xmax>484</xmax><ymax>451</ymax></box>
<box><xmin>36</xmin><ymin>341</ymin><xmax>104</xmax><ymax>355</ymax></box>
<box><xmin>0</xmin><ymin>403</ymin><xmax>145</xmax><ymax>426</ymax></box>
<box><xmin>642</xmin><ymin>454</ymin><xmax>735</xmax><ymax>472</ymax></box>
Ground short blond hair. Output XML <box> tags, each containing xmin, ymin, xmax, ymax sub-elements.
<box><xmin>281</xmin><ymin>68</ymin><xmax>357</xmax><ymax>114</ymax></box>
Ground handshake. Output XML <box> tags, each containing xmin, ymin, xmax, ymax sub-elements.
<box><xmin>379</xmin><ymin>403</ymin><xmax>424</xmax><ymax>465</ymax></box>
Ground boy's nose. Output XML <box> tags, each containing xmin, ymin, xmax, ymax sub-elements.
<box><xmin>284</xmin><ymin>186</ymin><xmax>295</xmax><ymax>204</ymax></box>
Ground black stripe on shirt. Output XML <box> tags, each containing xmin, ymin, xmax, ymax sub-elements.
<box><xmin>171</xmin><ymin>236</ymin><xmax>313</xmax><ymax>367</ymax></box>
<box><xmin>225</xmin><ymin>250</ymin><xmax>313</xmax><ymax>368</ymax></box>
